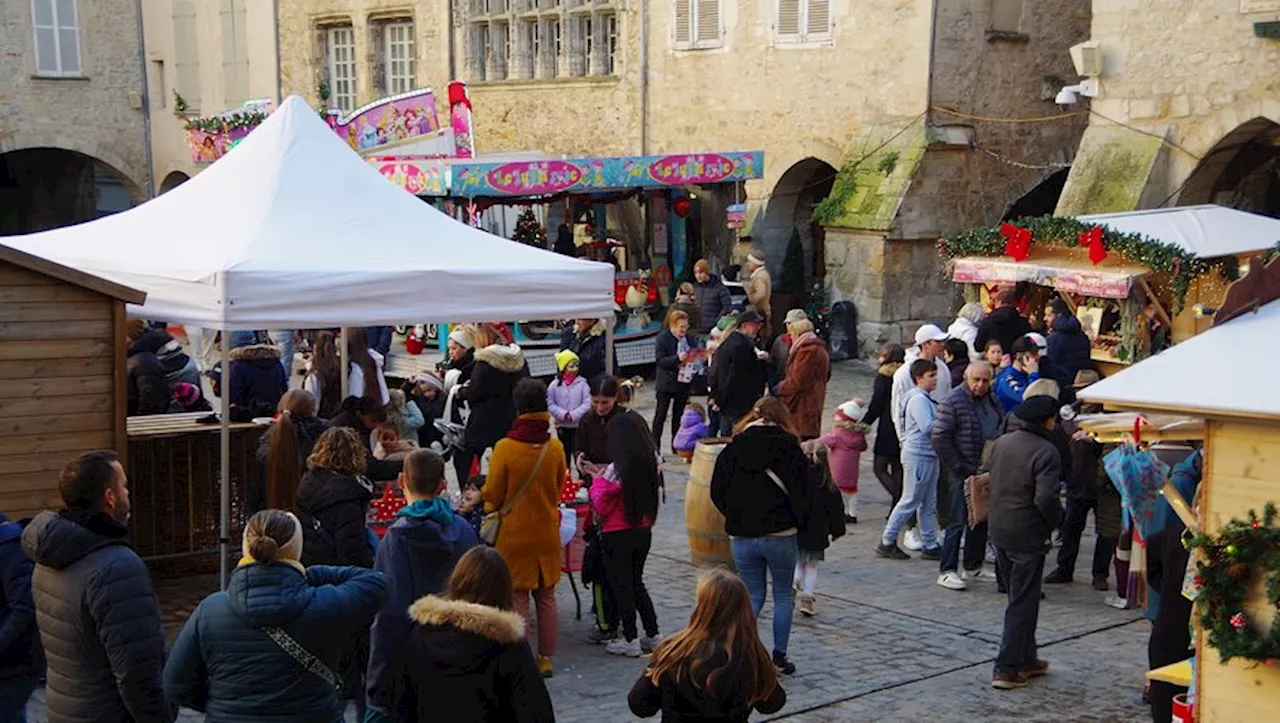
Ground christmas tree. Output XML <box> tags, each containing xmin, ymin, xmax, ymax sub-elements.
<box><xmin>805</xmin><ymin>280</ymin><xmax>832</xmax><ymax>341</ymax></box>
<box><xmin>511</xmin><ymin>208</ymin><xmax>548</xmax><ymax>248</ymax></box>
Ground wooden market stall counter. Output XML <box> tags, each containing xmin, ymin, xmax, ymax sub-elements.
<box><xmin>1081</xmin><ymin>273</ymin><xmax>1280</xmax><ymax>722</ymax></box>
<box><xmin>127</xmin><ymin>412</ymin><xmax>263</xmax><ymax>574</ymax></box>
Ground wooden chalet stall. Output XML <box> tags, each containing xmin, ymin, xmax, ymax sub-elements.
<box><xmin>0</xmin><ymin>243</ymin><xmax>143</xmax><ymax>520</ymax></box>
<box><xmin>1081</xmin><ymin>255</ymin><xmax>1280</xmax><ymax>722</ymax></box>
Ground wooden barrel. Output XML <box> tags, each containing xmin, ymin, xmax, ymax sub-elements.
<box><xmin>685</xmin><ymin>438</ymin><xmax>735</xmax><ymax>570</ymax></box>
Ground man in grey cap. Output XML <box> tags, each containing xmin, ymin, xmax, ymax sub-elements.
<box><xmin>710</xmin><ymin>308</ymin><xmax>768</xmax><ymax>436</ymax></box>
<box><xmin>986</xmin><ymin>395</ymin><xmax>1063</xmax><ymax>690</ymax></box>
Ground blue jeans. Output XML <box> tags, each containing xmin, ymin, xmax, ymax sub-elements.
<box><xmin>940</xmin><ymin>468</ymin><xmax>988</xmax><ymax>573</ymax></box>
<box><xmin>269</xmin><ymin>330</ymin><xmax>295</xmax><ymax>378</ymax></box>
<box><xmin>731</xmin><ymin>535</ymin><xmax>797</xmax><ymax>656</ymax></box>
<box><xmin>883</xmin><ymin>453</ymin><xmax>940</xmax><ymax>549</ymax></box>
<box><xmin>0</xmin><ymin>675</ymin><xmax>35</xmax><ymax>723</ymax></box>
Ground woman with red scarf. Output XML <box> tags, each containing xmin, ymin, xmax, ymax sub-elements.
<box><xmin>483</xmin><ymin>378</ymin><xmax>569</xmax><ymax>679</ymax></box>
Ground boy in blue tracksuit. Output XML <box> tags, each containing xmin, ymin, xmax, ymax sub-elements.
<box><xmin>994</xmin><ymin>337</ymin><xmax>1041</xmax><ymax>413</ymax></box>
<box><xmin>0</xmin><ymin>513</ymin><xmax>43</xmax><ymax>721</ymax></box>
<box><xmin>366</xmin><ymin>450</ymin><xmax>479</xmax><ymax>721</ymax></box>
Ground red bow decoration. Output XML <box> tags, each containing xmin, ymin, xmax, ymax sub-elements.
<box><xmin>1079</xmin><ymin>225</ymin><xmax>1108</xmax><ymax>265</ymax></box>
<box><xmin>1000</xmin><ymin>223</ymin><xmax>1032</xmax><ymax>262</ymax></box>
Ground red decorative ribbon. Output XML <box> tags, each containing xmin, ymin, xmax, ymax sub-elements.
<box><xmin>1079</xmin><ymin>225</ymin><xmax>1108</xmax><ymax>265</ymax></box>
<box><xmin>1000</xmin><ymin>223</ymin><xmax>1032</xmax><ymax>262</ymax></box>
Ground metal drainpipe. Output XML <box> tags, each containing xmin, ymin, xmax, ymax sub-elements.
<box><xmin>447</xmin><ymin>0</ymin><xmax>457</xmax><ymax>81</ymax></box>
<box><xmin>639</xmin><ymin>0</ymin><xmax>648</xmax><ymax>155</ymax></box>
<box><xmin>273</xmin><ymin>0</ymin><xmax>284</xmax><ymax>102</ymax></box>
<box><xmin>925</xmin><ymin>0</ymin><xmax>938</xmax><ymax>125</ymax></box>
<box><xmin>135</xmin><ymin>0</ymin><xmax>156</xmax><ymax>199</ymax></box>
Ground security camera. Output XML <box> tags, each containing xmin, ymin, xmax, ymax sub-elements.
<box><xmin>1054</xmin><ymin>78</ymin><xmax>1099</xmax><ymax>106</ymax></box>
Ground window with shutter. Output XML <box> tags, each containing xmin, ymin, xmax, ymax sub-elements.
<box><xmin>777</xmin><ymin>0</ymin><xmax>830</xmax><ymax>44</ymax></box>
<box><xmin>221</xmin><ymin>0</ymin><xmax>250</xmax><ymax>104</ymax></box>
<box><xmin>805</xmin><ymin>0</ymin><xmax>830</xmax><ymax>39</ymax></box>
<box><xmin>327</xmin><ymin>26</ymin><xmax>358</xmax><ymax>113</ymax></box>
<box><xmin>694</xmin><ymin>0</ymin><xmax>721</xmax><ymax>47</ymax></box>
<box><xmin>673</xmin><ymin>0</ymin><xmax>691</xmax><ymax>47</ymax></box>
<box><xmin>601</xmin><ymin>12</ymin><xmax>617</xmax><ymax>75</ymax></box>
<box><xmin>490</xmin><ymin>20</ymin><xmax>510</xmax><ymax>79</ymax></box>
<box><xmin>520</xmin><ymin>19</ymin><xmax>538</xmax><ymax>79</ymax></box>
<box><xmin>777</xmin><ymin>0</ymin><xmax>801</xmax><ymax>38</ymax></box>
<box><xmin>32</xmin><ymin>0</ymin><xmax>82</xmax><ymax>77</ymax></box>
<box><xmin>172</xmin><ymin>1</ymin><xmax>200</xmax><ymax>109</ymax></box>
<box><xmin>385</xmin><ymin>22</ymin><xmax>416</xmax><ymax>93</ymax></box>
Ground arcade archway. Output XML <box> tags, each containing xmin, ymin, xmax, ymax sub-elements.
<box><xmin>756</xmin><ymin>158</ymin><xmax>838</xmax><ymax>287</ymax></box>
<box><xmin>1178</xmin><ymin>117</ymin><xmax>1280</xmax><ymax>218</ymax></box>
<box><xmin>160</xmin><ymin>171</ymin><xmax>192</xmax><ymax>194</ymax></box>
<box><xmin>0</xmin><ymin>148</ymin><xmax>140</xmax><ymax>234</ymax></box>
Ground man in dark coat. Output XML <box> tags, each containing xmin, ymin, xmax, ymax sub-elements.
<box><xmin>976</xmin><ymin>289</ymin><xmax>1032</xmax><ymax>357</ymax></box>
<box><xmin>367</xmin><ymin>450</ymin><xmax>478</xmax><ymax>719</ymax></box>
<box><xmin>560</xmin><ymin>318</ymin><xmax>617</xmax><ymax>383</ymax></box>
<box><xmin>22</xmin><ymin>451</ymin><xmax>173</xmax><ymax>722</ymax></box>
<box><xmin>932</xmin><ymin>362</ymin><xmax>1001</xmax><ymax>591</ymax></box>
<box><xmin>1044</xmin><ymin>300</ymin><xmax>1094</xmax><ymax>393</ymax></box>
<box><xmin>692</xmin><ymin>259</ymin><xmax>733</xmax><ymax>335</ymax></box>
<box><xmin>126</xmin><ymin>329</ymin><xmax>172</xmax><ymax>416</ymax></box>
<box><xmin>986</xmin><ymin>396</ymin><xmax>1063</xmax><ymax>690</ymax></box>
<box><xmin>0</xmin><ymin>513</ymin><xmax>43</xmax><ymax>717</ymax></box>
<box><xmin>709</xmin><ymin>309</ymin><xmax>767</xmax><ymax>436</ymax></box>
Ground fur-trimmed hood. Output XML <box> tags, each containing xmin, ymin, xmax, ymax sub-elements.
<box><xmin>878</xmin><ymin>361</ymin><xmax>903</xmax><ymax>378</ymax></box>
<box><xmin>408</xmin><ymin>595</ymin><xmax>525</xmax><ymax>644</ymax></box>
<box><xmin>474</xmin><ymin>343</ymin><xmax>525</xmax><ymax>373</ymax></box>
<box><xmin>229</xmin><ymin>344</ymin><xmax>282</xmax><ymax>363</ymax></box>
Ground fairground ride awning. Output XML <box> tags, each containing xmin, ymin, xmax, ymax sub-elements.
<box><xmin>951</xmin><ymin>255</ymin><xmax>1151</xmax><ymax>299</ymax></box>
<box><xmin>372</xmin><ymin>151</ymin><xmax>764</xmax><ymax>197</ymax></box>
<box><xmin>1080</xmin><ymin>298</ymin><xmax>1280</xmax><ymax>421</ymax></box>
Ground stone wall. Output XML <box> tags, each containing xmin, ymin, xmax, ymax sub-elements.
<box><xmin>1057</xmin><ymin>0</ymin><xmax>1280</xmax><ymax>213</ymax></box>
<box><xmin>0</xmin><ymin>0</ymin><xmax>149</xmax><ymax>205</ymax></box>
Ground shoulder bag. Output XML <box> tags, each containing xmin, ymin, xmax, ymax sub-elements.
<box><xmin>263</xmin><ymin>626</ymin><xmax>342</xmax><ymax>691</ymax></box>
<box><xmin>480</xmin><ymin>442</ymin><xmax>552</xmax><ymax>546</ymax></box>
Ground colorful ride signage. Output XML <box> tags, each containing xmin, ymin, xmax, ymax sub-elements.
<box><xmin>449</xmin><ymin>151</ymin><xmax>764</xmax><ymax>198</ymax></box>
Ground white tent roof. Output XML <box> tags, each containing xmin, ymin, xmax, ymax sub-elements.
<box><xmin>1080</xmin><ymin>299</ymin><xmax>1280</xmax><ymax>420</ymax></box>
<box><xmin>1075</xmin><ymin>205</ymin><xmax>1280</xmax><ymax>260</ymax></box>
<box><xmin>5</xmin><ymin>96</ymin><xmax>614</xmax><ymax>330</ymax></box>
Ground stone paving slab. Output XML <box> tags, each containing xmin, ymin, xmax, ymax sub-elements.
<box><xmin>26</xmin><ymin>362</ymin><xmax>1155</xmax><ymax>722</ymax></box>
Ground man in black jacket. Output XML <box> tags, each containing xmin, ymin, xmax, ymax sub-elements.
<box><xmin>709</xmin><ymin>309</ymin><xmax>767</xmax><ymax>436</ymax></box>
<box><xmin>931</xmin><ymin>362</ymin><xmax>1001</xmax><ymax>592</ymax></box>
<box><xmin>976</xmin><ymin>289</ymin><xmax>1032</xmax><ymax>356</ymax></box>
<box><xmin>692</xmin><ymin>259</ymin><xmax>733</xmax><ymax>335</ymax></box>
<box><xmin>22</xmin><ymin>451</ymin><xmax>173</xmax><ymax>722</ymax></box>
<box><xmin>986</xmin><ymin>395</ymin><xmax>1063</xmax><ymax>691</ymax></box>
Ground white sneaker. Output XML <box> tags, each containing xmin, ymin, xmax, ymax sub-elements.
<box><xmin>903</xmin><ymin>529</ymin><xmax>924</xmax><ymax>551</ymax></box>
<box><xmin>1104</xmin><ymin>594</ymin><xmax>1128</xmax><ymax>610</ymax></box>
<box><xmin>639</xmin><ymin>635</ymin><xmax>664</xmax><ymax>654</ymax></box>
<box><xmin>963</xmin><ymin>567</ymin><xmax>991</xmax><ymax>582</ymax></box>
<box><xmin>937</xmin><ymin>572</ymin><xmax>968</xmax><ymax>591</ymax></box>
<box><xmin>606</xmin><ymin>638</ymin><xmax>642</xmax><ymax>657</ymax></box>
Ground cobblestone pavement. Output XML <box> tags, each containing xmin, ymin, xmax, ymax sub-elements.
<box><xmin>26</xmin><ymin>362</ymin><xmax>1152</xmax><ymax>722</ymax></box>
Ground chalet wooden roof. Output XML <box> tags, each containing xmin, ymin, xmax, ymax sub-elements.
<box><xmin>0</xmin><ymin>242</ymin><xmax>145</xmax><ymax>304</ymax></box>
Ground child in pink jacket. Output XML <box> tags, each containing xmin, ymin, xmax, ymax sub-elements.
<box><xmin>820</xmin><ymin>399</ymin><xmax>869</xmax><ymax>523</ymax></box>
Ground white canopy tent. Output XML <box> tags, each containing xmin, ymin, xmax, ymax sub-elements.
<box><xmin>1075</xmin><ymin>205</ymin><xmax>1280</xmax><ymax>259</ymax></box>
<box><xmin>8</xmin><ymin>95</ymin><xmax>615</xmax><ymax>586</ymax></box>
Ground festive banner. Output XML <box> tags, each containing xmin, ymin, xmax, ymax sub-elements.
<box><xmin>951</xmin><ymin>257</ymin><xmax>1135</xmax><ymax>299</ymax></box>
<box><xmin>327</xmin><ymin>89</ymin><xmax>442</xmax><ymax>152</ymax></box>
<box><xmin>448</xmin><ymin>151</ymin><xmax>764</xmax><ymax>198</ymax></box>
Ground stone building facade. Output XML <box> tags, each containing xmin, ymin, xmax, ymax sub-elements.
<box><xmin>141</xmin><ymin>0</ymin><xmax>280</xmax><ymax>194</ymax></box>
<box><xmin>1056</xmin><ymin>0</ymin><xmax>1280</xmax><ymax>219</ymax></box>
<box><xmin>0</xmin><ymin>0</ymin><xmax>150</xmax><ymax>233</ymax></box>
<box><xmin>276</xmin><ymin>0</ymin><xmax>1092</xmax><ymax>354</ymax></box>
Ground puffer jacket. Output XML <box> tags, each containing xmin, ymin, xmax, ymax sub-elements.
<box><xmin>463</xmin><ymin>343</ymin><xmax>528</xmax><ymax>450</ymax></box>
<box><xmin>1047</xmin><ymin>314</ymin><xmax>1094</xmax><ymax>386</ymax></box>
<box><xmin>692</xmin><ymin>276</ymin><xmax>733</xmax><ymax>335</ymax></box>
<box><xmin>559</xmin><ymin>320</ymin><xmax>617</xmax><ymax>384</ymax></box>
<box><xmin>819</xmin><ymin>424</ymin><xmax>867</xmax><ymax>494</ymax></box>
<box><xmin>710</xmin><ymin>423</ymin><xmax>809</xmax><ymax>538</ymax></box>
<box><xmin>296</xmin><ymin>468</ymin><xmax>376</xmax><ymax>569</ymax></box>
<box><xmin>672</xmin><ymin>409</ymin><xmax>710</xmax><ymax>452</ymax></box>
<box><xmin>384</xmin><ymin>596</ymin><xmax>554</xmax><ymax>722</ymax></box>
<box><xmin>0</xmin><ymin>514</ymin><xmax>43</xmax><ymax>681</ymax></box>
<box><xmin>228</xmin><ymin>344</ymin><xmax>288</xmax><ymax>419</ymax></box>
<box><xmin>127</xmin><ymin>333</ymin><xmax>172</xmax><ymax>416</ymax></box>
<box><xmin>547</xmin><ymin>375</ymin><xmax>592</xmax><ymax>429</ymax></box>
<box><xmin>986</xmin><ymin>416</ymin><xmax>1063</xmax><ymax>554</ymax></box>
<box><xmin>163</xmin><ymin>562</ymin><xmax>389</xmax><ymax>721</ymax></box>
<box><xmin>862</xmin><ymin>363</ymin><xmax>902</xmax><ymax>458</ymax></box>
<box><xmin>22</xmin><ymin>510</ymin><xmax>172</xmax><ymax>722</ymax></box>
<box><xmin>931</xmin><ymin>385</ymin><xmax>1002</xmax><ymax>478</ymax></box>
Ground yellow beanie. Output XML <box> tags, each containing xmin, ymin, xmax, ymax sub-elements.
<box><xmin>555</xmin><ymin>349</ymin><xmax>580</xmax><ymax>373</ymax></box>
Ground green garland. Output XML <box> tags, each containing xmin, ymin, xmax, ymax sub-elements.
<box><xmin>1188</xmin><ymin>503</ymin><xmax>1280</xmax><ymax>665</ymax></box>
<box><xmin>183</xmin><ymin>110</ymin><xmax>267</xmax><ymax>135</ymax></box>
<box><xmin>937</xmin><ymin>215</ymin><xmax>1233</xmax><ymax>313</ymax></box>
<box><xmin>172</xmin><ymin>90</ymin><xmax>189</xmax><ymax>118</ymax></box>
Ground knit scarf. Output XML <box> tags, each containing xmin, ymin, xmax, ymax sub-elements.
<box><xmin>508</xmin><ymin>412</ymin><xmax>552</xmax><ymax>444</ymax></box>
<box><xmin>396</xmin><ymin>497</ymin><xmax>455</xmax><ymax>525</ymax></box>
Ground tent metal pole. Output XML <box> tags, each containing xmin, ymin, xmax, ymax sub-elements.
<box><xmin>219</xmin><ymin>326</ymin><xmax>231</xmax><ymax>591</ymax></box>
<box><xmin>340</xmin><ymin>327</ymin><xmax>350</xmax><ymax>399</ymax></box>
<box><xmin>605</xmin><ymin>321</ymin><xmax>615</xmax><ymax>377</ymax></box>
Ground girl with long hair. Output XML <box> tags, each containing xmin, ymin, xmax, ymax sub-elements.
<box><xmin>303</xmin><ymin>331</ymin><xmax>344</xmax><ymax>419</ymax></box>
<box><xmin>590</xmin><ymin>411</ymin><xmax>662</xmax><ymax>657</ymax></box>
<box><xmin>254</xmin><ymin>389</ymin><xmax>326</xmax><ymax>513</ymax></box>
<box><xmin>379</xmin><ymin>547</ymin><xmax>554</xmax><ymax>721</ymax></box>
<box><xmin>347</xmin><ymin>327</ymin><xmax>390</xmax><ymax>406</ymax></box>
<box><xmin>712</xmin><ymin>396</ymin><xmax>808</xmax><ymax>675</ymax></box>
<box><xmin>629</xmin><ymin>568</ymin><xmax>786</xmax><ymax>721</ymax></box>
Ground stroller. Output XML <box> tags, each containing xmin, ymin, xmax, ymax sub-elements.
<box><xmin>433</xmin><ymin>369</ymin><xmax>469</xmax><ymax>461</ymax></box>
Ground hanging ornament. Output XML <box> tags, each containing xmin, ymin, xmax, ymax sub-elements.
<box><xmin>1230</xmin><ymin>612</ymin><xmax>1248</xmax><ymax>630</ymax></box>
<box><xmin>672</xmin><ymin>196</ymin><xmax>693</xmax><ymax>218</ymax></box>
<box><xmin>1086</xmin><ymin>225</ymin><xmax>1109</xmax><ymax>265</ymax></box>
<box><xmin>1000</xmin><ymin>222</ymin><xmax>1032</xmax><ymax>262</ymax></box>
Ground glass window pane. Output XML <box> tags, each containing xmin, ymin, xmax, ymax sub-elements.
<box><xmin>33</xmin><ymin>0</ymin><xmax>54</xmax><ymax>27</ymax></box>
<box><xmin>34</xmin><ymin>26</ymin><xmax>57</xmax><ymax>72</ymax></box>
<box><xmin>56</xmin><ymin>0</ymin><xmax>77</xmax><ymax>27</ymax></box>
<box><xmin>58</xmin><ymin>27</ymin><xmax>80</xmax><ymax>73</ymax></box>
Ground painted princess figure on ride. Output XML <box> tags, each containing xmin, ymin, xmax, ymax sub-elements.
<box><xmin>357</xmin><ymin>119</ymin><xmax>379</xmax><ymax>150</ymax></box>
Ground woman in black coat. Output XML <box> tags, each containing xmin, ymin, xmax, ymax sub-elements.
<box><xmin>651</xmin><ymin>310</ymin><xmax>701</xmax><ymax>451</ymax></box>
<box><xmin>454</xmin><ymin>341</ymin><xmax>527</xmax><ymax>482</ymax></box>
<box><xmin>379</xmin><ymin>546</ymin><xmax>554</xmax><ymax>723</ymax></box>
<box><xmin>860</xmin><ymin>344</ymin><xmax>905</xmax><ymax>510</ymax></box>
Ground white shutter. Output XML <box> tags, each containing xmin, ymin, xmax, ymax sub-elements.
<box><xmin>673</xmin><ymin>0</ymin><xmax>691</xmax><ymax>46</ymax></box>
<box><xmin>220</xmin><ymin>0</ymin><xmax>250</xmax><ymax>104</ymax></box>
<box><xmin>172</xmin><ymin>1</ymin><xmax>200</xmax><ymax>108</ymax></box>
<box><xmin>777</xmin><ymin>0</ymin><xmax>800</xmax><ymax>38</ymax></box>
<box><xmin>805</xmin><ymin>0</ymin><xmax>830</xmax><ymax>38</ymax></box>
<box><xmin>694</xmin><ymin>0</ymin><xmax>720</xmax><ymax>46</ymax></box>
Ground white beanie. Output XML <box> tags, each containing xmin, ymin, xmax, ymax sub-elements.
<box><xmin>448</xmin><ymin>328</ymin><xmax>474</xmax><ymax>349</ymax></box>
<box><xmin>836</xmin><ymin>399</ymin><xmax>868</xmax><ymax>423</ymax></box>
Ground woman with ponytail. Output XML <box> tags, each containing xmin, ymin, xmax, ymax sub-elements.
<box><xmin>304</xmin><ymin>331</ymin><xmax>344</xmax><ymax>419</ymax></box>
<box><xmin>251</xmin><ymin>390</ymin><xmax>328</xmax><ymax>514</ymax></box>
<box><xmin>163</xmin><ymin>509</ymin><xmax>390</xmax><ymax>721</ymax></box>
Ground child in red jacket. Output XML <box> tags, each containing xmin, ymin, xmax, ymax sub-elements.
<box><xmin>819</xmin><ymin>400</ymin><xmax>869</xmax><ymax>524</ymax></box>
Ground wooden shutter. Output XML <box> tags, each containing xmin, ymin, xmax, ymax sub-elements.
<box><xmin>221</xmin><ymin>0</ymin><xmax>250</xmax><ymax>104</ymax></box>
<box><xmin>173</xmin><ymin>1</ymin><xmax>200</xmax><ymax>109</ymax></box>
<box><xmin>694</xmin><ymin>0</ymin><xmax>720</xmax><ymax>45</ymax></box>
<box><xmin>673</xmin><ymin>0</ymin><xmax>691</xmax><ymax>46</ymax></box>
<box><xmin>805</xmin><ymin>0</ymin><xmax>830</xmax><ymax>38</ymax></box>
<box><xmin>777</xmin><ymin>0</ymin><xmax>800</xmax><ymax>38</ymax></box>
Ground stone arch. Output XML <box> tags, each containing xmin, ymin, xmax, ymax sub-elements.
<box><xmin>1177</xmin><ymin>117</ymin><xmax>1280</xmax><ymax>217</ymax></box>
<box><xmin>159</xmin><ymin>170</ymin><xmax>192</xmax><ymax>194</ymax></box>
<box><xmin>0</xmin><ymin>145</ymin><xmax>145</xmax><ymax>235</ymax></box>
<box><xmin>0</xmin><ymin>133</ymin><xmax>145</xmax><ymax>201</ymax></box>
<box><xmin>753</xmin><ymin>157</ymin><xmax>840</xmax><ymax>292</ymax></box>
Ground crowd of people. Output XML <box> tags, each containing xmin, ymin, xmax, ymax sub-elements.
<box><xmin>1</xmin><ymin>261</ymin><xmax>1198</xmax><ymax>722</ymax></box>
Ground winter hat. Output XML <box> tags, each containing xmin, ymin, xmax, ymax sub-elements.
<box><xmin>173</xmin><ymin>382</ymin><xmax>201</xmax><ymax>407</ymax></box>
<box><xmin>1015</xmin><ymin>395</ymin><xmax>1059</xmax><ymax>423</ymax></box>
<box><xmin>737</xmin><ymin>308</ymin><xmax>765</xmax><ymax>325</ymax></box>
<box><xmin>747</xmin><ymin>253</ymin><xmax>765</xmax><ymax>266</ymax></box>
<box><xmin>448</xmin><ymin>328</ymin><xmax>474</xmax><ymax>349</ymax></box>
<box><xmin>784</xmin><ymin>309</ymin><xmax>809</xmax><ymax>325</ymax></box>
<box><xmin>1072</xmin><ymin>369</ymin><xmax>1101</xmax><ymax>389</ymax></box>
<box><xmin>555</xmin><ymin>349</ymin><xmax>580</xmax><ymax>373</ymax></box>
<box><xmin>836</xmin><ymin>398</ymin><xmax>868</xmax><ymax>423</ymax></box>
<box><xmin>413</xmin><ymin>373</ymin><xmax>445</xmax><ymax>394</ymax></box>
<box><xmin>913</xmin><ymin>324</ymin><xmax>949</xmax><ymax>347</ymax></box>
<box><xmin>242</xmin><ymin>511</ymin><xmax>303</xmax><ymax>568</ymax></box>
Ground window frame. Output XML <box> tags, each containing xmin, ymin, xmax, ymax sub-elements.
<box><xmin>469</xmin><ymin>1</ymin><xmax>616</xmax><ymax>81</ymax></box>
<box><xmin>31</xmin><ymin>0</ymin><xmax>83</xmax><ymax>78</ymax></box>
<box><xmin>383</xmin><ymin>20</ymin><xmax>416</xmax><ymax>94</ymax></box>
<box><xmin>674</xmin><ymin>0</ymin><xmax>723</xmax><ymax>51</ymax></box>
<box><xmin>326</xmin><ymin>24</ymin><xmax>359</xmax><ymax>114</ymax></box>
<box><xmin>775</xmin><ymin>0</ymin><xmax>832</xmax><ymax>45</ymax></box>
